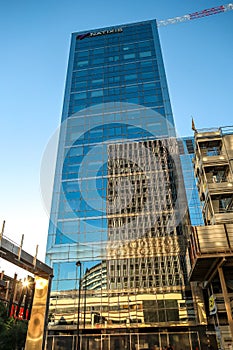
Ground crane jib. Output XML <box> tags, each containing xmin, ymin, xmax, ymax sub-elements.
<box><xmin>157</xmin><ymin>3</ymin><xmax>232</xmax><ymax>27</ymax></box>
<box><xmin>189</xmin><ymin>5</ymin><xmax>225</xmax><ymax>20</ymax></box>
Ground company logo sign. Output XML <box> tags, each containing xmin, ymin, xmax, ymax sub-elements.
<box><xmin>77</xmin><ymin>27</ymin><xmax>123</xmax><ymax>40</ymax></box>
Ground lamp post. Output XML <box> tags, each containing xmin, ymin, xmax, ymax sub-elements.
<box><xmin>76</xmin><ymin>261</ymin><xmax>82</xmax><ymax>350</ymax></box>
<box><xmin>83</xmin><ymin>268</ymin><xmax>89</xmax><ymax>329</ymax></box>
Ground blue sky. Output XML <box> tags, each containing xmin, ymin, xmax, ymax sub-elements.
<box><xmin>0</xmin><ymin>0</ymin><xmax>232</xmax><ymax>276</ymax></box>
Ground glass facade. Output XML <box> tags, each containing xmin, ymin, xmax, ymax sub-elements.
<box><xmin>178</xmin><ymin>137</ymin><xmax>203</xmax><ymax>227</ymax></box>
<box><xmin>45</xmin><ymin>20</ymin><xmax>209</xmax><ymax>350</ymax></box>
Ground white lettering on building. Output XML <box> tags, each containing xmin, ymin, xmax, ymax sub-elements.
<box><xmin>90</xmin><ymin>28</ymin><xmax>123</xmax><ymax>37</ymax></box>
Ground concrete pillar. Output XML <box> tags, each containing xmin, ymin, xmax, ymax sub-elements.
<box><xmin>218</xmin><ymin>266</ymin><xmax>233</xmax><ymax>340</ymax></box>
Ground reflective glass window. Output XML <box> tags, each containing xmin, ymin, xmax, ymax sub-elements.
<box><xmin>74</xmin><ymin>92</ymin><xmax>87</xmax><ymax>100</ymax></box>
<box><xmin>124</xmin><ymin>53</ymin><xmax>135</xmax><ymax>60</ymax></box>
<box><xmin>77</xmin><ymin>60</ymin><xmax>88</xmax><ymax>68</ymax></box>
<box><xmin>140</xmin><ymin>51</ymin><xmax>152</xmax><ymax>58</ymax></box>
<box><xmin>125</xmin><ymin>74</ymin><xmax>137</xmax><ymax>81</ymax></box>
<box><xmin>76</xmin><ymin>50</ymin><xmax>89</xmax><ymax>58</ymax></box>
<box><xmin>108</xmin><ymin>55</ymin><xmax>119</xmax><ymax>62</ymax></box>
<box><xmin>91</xmin><ymin>89</ymin><xmax>103</xmax><ymax>97</ymax></box>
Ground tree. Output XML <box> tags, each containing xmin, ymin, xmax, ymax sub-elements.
<box><xmin>0</xmin><ymin>301</ymin><xmax>28</xmax><ymax>350</ymax></box>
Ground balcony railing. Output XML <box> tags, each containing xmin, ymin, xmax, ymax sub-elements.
<box><xmin>189</xmin><ymin>224</ymin><xmax>233</xmax><ymax>281</ymax></box>
<box><xmin>207</xmin><ymin>181</ymin><xmax>233</xmax><ymax>195</ymax></box>
<box><xmin>190</xmin><ymin>224</ymin><xmax>233</xmax><ymax>257</ymax></box>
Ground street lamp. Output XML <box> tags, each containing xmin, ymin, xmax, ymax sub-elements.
<box><xmin>76</xmin><ymin>261</ymin><xmax>82</xmax><ymax>350</ymax></box>
<box><xmin>83</xmin><ymin>268</ymin><xmax>89</xmax><ymax>329</ymax></box>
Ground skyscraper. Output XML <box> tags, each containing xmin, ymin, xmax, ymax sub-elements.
<box><xmin>45</xmin><ymin>20</ymin><xmax>208</xmax><ymax>350</ymax></box>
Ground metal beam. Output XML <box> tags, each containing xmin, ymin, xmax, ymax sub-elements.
<box><xmin>0</xmin><ymin>235</ymin><xmax>52</xmax><ymax>278</ymax></box>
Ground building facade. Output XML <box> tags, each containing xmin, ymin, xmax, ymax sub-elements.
<box><xmin>189</xmin><ymin>126</ymin><xmax>233</xmax><ymax>350</ymax></box>
<box><xmin>178</xmin><ymin>137</ymin><xmax>204</xmax><ymax>227</ymax></box>
<box><xmin>46</xmin><ymin>20</ymin><xmax>209</xmax><ymax>350</ymax></box>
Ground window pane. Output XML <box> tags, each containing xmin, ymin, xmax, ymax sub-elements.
<box><xmin>140</xmin><ymin>51</ymin><xmax>152</xmax><ymax>58</ymax></box>
<box><xmin>91</xmin><ymin>90</ymin><xmax>103</xmax><ymax>97</ymax></box>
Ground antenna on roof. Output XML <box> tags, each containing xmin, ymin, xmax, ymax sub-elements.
<box><xmin>191</xmin><ymin>117</ymin><xmax>197</xmax><ymax>132</ymax></box>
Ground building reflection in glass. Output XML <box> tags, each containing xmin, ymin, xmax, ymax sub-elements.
<box><xmin>48</xmin><ymin>139</ymin><xmax>206</xmax><ymax>331</ymax></box>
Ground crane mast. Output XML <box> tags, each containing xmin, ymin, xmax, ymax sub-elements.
<box><xmin>157</xmin><ymin>3</ymin><xmax>233</xmax><ymax>27</ymax></box>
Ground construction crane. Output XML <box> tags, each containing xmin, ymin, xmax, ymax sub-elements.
<box><xmin>157</xmin><ymin>3</ymin><xmax>233</xmax><ymax>27</ymax></box>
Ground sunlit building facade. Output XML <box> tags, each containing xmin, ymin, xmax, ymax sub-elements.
<box><xmin>45</xmin><ymin>20</ymin><xmax>209</xmax><ymax>350</ymax></box>
<box><xmin>189</xmin><ymin>126</ymin><xmax>233</xmax><ymax>349</ymax></box>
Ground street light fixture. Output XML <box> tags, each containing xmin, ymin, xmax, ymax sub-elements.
<box><xmin>76</xmin><ymin>261</ymin><xmax>82</xmax><ymax>350</ymax></box>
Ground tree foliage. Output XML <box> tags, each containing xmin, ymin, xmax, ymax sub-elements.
<box><xmin>0</xmin><ymin>302</ymin><xmax>28</xmax><ymax>350</ymax></box>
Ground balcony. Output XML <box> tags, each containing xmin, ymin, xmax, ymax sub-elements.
<box><xmin>201</xmin><ymin>154</ymin><xmax>228</xmax><ymax>167</ymax></box>
<box><xmin>208</xmin><ymin>181</ymin><xmax>233</xmax><ymax>195</ymax></box>
<box><xmin>214</xmin><ymin>212</ymin><xmax>233</xmax><ymax>224</ymax></box>
<box><xmin>194</xmin><ymin>155</ymin><xmax>228</xmax><ymax>179</ymax></box>
<box><xmin>196</xmin><ymin>181</ymin><xmax>233</xmax><ymax>201</ymax></box>
<box><xmin>195</xmin><ymin>129</ymin><xmax>221</xmax><ymax>143</ymax></box>
<box><xmin>189</xmin><ymin>224</ymin><xmax>233</xmax><ymax>282</ymax></box>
